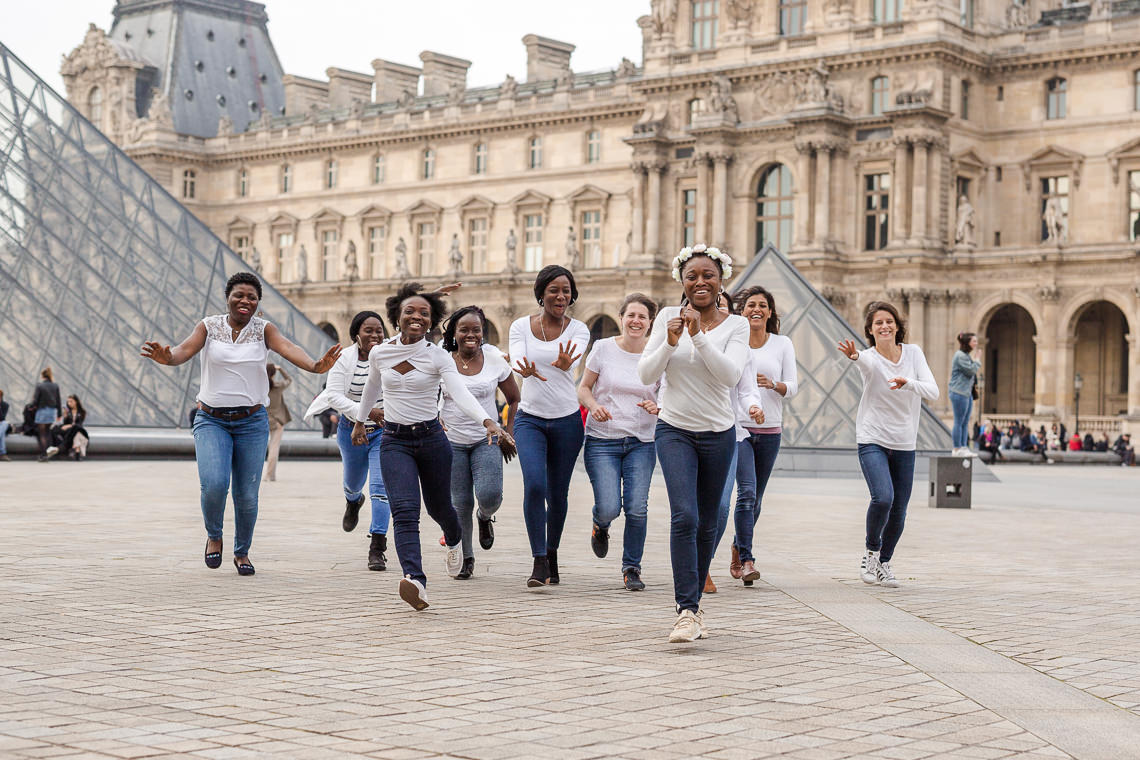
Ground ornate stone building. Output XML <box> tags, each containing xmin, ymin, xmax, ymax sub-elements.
<box><xmin>64</xmin><ymin>0</ymin><xmax>1139</xmax><ymax>433</ymax></box>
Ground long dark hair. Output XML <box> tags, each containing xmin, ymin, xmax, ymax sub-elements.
<box><xmin>67</xmin><ymin>394</ymin><xmax>86</xmax><ymax>418</ymax></box>
<box><xmin>734</xmin><ymin>285</ymin><xmax>780</xmax><ymax>334</ymax></box>
<box><xmin>957</xmin><ymin>331</ymin><xmax>975</xmax><ymax>352</ymax></box>
<box><xmin>864</xmin><ymin>301</ymin><xmax>906</xmax><ymax>344</ymax></box>
<box><xmin>441</xmin><ymin>305</ymin><xmax>488</xmax><ymax>352</ymax></box>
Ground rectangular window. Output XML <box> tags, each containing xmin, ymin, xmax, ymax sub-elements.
<box><xmin>864</xmin><ymin>173</ymin><xmax>890</xmax><ymax>251</ymax></box>
<box><xmin>779</xmin><ymin>0</ymin><xmax>806</xmax><ymax>36</ymax></box>
<box><xmin>681</xmin><ymin>189</ymin><xmax>697</xmax><ymax>247</ymax></box>
<box><xmin>468</xmin><ymin>217</ymin><xmax>488</xmax><ymax>273</ymax></box>
<box><xmin>870</xmin><ymin>77</ymin><xmax>889</xmax><ymax>116</ymax></box>
<box><xmin>1046</xmin><ymin>78</ymin><xmax>1067</xmax><ymax>120</ymax></box>
<box><xmin>275</xmin><ymin>232</ymin><xmax>294</xmax><ymax>282</ymax></box>
<box><xmin>524</xmin><ymin>213</ymin><xmax>544</xmax><ymax>271</ymax></box>
<box><xmin>1040</xmin><ymin>175</ymin><xmax>1069</xmax><ymax>241</ymax></box>
<box><xmin>368</xmin><ymin>225</ymin><xmax>386</xmax><ymax>278</ymax></box>
<box><xmin>325</xmin><ymin>159</ymin><xmax>337</xmax><ymax>189</ymax></box>
<box><xmin>474</xmin><ymin>143</ymin><xmax>488</xmax><ymax>175</ymax></box>
<box><xmin>528</xmin><ymin>137</ymin><xmax>542</xmax><ymax>170</ymax></box>
<box><xmin>586</xmin><ymin>131</ymin><xmax>601</xmax><ymax>164</ymax></box>
<box><xmin>373</xmin><ymin>155</ymin><xmax>385</xmax><ymax>184</ymax></box>
<box><xmin>873</xmin><ymin>0</ymin><xmax>900</xmax><ymax>23</ymax></box>
<box><xmin>691</xmin><ymin>0</ymin><xmax>719</xmax><ymax>50</ymax></box>
<box><xmin>423</xmin><ymin>150</ymin><xmax>435</xmax><ymax>180</ymax></box>
<box><xmin>321</xmin><ymin>229</ymin><xmax>338</xmax><ymax>280</ymax></box>
<box><xmin>960</xmin><ymin>0</ymin><xmax>974</xmax><ymax>27</ymax></box>
<box><xmin>238</xmin><ymin>169</ymin><xmax>248</xmax><ymax>198</ymax></box>
<box><xmin>960</xmin><ymin>80</ymin><xmax>970</xmax><ymax>120</ymax></box>
<box><xmin>956</xmin><ymin>176</ymin><xmax>971</xmax><ymax>201</ymax></box>
<box><xmin>997</xmin><ymin>85</ymin><xmax>1004</xmax><ymax>102</ymax></box>
<box><xmin>182</xmin><ymin>170</ymin><xmax>196</xmax><ymax>199</ymax></box>
<box><xmin>417</xmin><ymin>222</ymin><xmax>435</xmax><ymax>275</ymax></box>
<box><xmin>581</xmin><ymin>210</ymin><xmax>602</xmax><ymax>268</ymax></box>
<box><xmin>1130</xmin><ymin>171</ymin><xmax>1140</xmax><ymax>241</ymax></box>
<box><xmin>996</xmin><ymin>166</ymin><xmax>1003</xmax><ymax>182</ymax></box>
<box><xmin>232</xmin><ymin>235</ymin><xmax>250</xmax><ymax>262</ymax></box>
<box><xmin>280</xmin><ymin>165</ymin><xmax>292</xmax><ymax>193</ymax></box>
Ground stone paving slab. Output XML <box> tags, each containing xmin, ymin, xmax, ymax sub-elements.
<box><xmin>1</xmin><ymin>459</ymin><xmax>1137</xmax><ymax>758</ymax></box>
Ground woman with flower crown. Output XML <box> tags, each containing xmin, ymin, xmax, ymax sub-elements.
<box><xmin>637</xmin><ymin>244</ymin><xmax>760</xmax><ymax>644</ymax></box>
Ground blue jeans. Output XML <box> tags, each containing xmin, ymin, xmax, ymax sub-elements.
<box><xmin>655</xmin><ymin>420</ymin><xmax>737</xmax><ymax>613</ymax></box>
<box><xmin>583</xmin><ymin>435</ymin><xmax>656</xmax><ymax>571</ymax></box>
<box><xmin>192</xmin><ymin>407</ymin><xmax>269</xmax><ymax>557</ymax></box>
<box><xmin>336</xmin><ymin>418</ymin><xmax>390</xmax><ymax>535</ymax></box>
<box><xmin>514</xmin><ymin>410</ymin><xmax>584</xmax><ymax>557</ymax></box>
<box><xmin>0</xmin><ymin>420</ymin><xmax>9</xmax><ymax>455</ymax></box>
<box><xmin>949</xmin><ymin>391</ymin><xmax>972</xmax><ymax>449</ymax></box>
<box><xmin>450</xmin><ymin>440</ymin><xmax>504</xmax><ymax>559</ymax></box>
<box><xmin>379</xmin><ymin>420</ymin><xmax>461</xmax><ymax>586</ymax></box>
<box><xmin>858</xmin><ymin>443</ymin><xmax>916</xmax><ymax>563</ymax></box>
<box><xmin>732</xmin><ymin>432</ymin><xmax>782</xmax><ymax>563</ymax></box>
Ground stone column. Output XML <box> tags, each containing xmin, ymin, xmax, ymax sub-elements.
<box><xmin>816</xmin><ymin>145</ymin><xmax>832</xmax><ymax>247</ymax></box>
<box><xmin>712</xmin><ymin>153</ymin><xmax>731</xmax><ymax>250</ymax></box>
<box><xmin>794</xmin><ymin>144</ymin><xmax>812</xmax><ymax>248</ymax></box>
<box><xmin>1127</xmin><ymin>333</ymin><xmax>1140</xmax><ymax>418</ymax></box>
<box><xmin>891</xmin><ymin>137</ymin><xmax>910</xmax><ymax>245</ymax></box>
<box><xmin>646</xmin><ymin>160</ymin><xmax>665</xmax><ymax>259</ymax></box>
<box><xmin>912</xmin><ymin>138</ymin><xmax>929</xmax><ymax>244</ymax></box>
<box><xmin>906</xmin><ymin>289</ymin><xmax>927</xmax><ymax>350</ymax></box>
<box><xmin>629</xmin><ymin>162</ymin><xmax>646</xmax><ymax>261</ymax></box>
<box><xmin>1036</xmin><ymin>286</ymin><xmax>1062</xmax><ymax>417</ymax></box>
<box><xmin>696</xmin><ymin>154</ymin><xmax>711</xmax><ymax>243</ymax></box>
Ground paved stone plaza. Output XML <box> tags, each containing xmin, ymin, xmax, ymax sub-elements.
<box><xmin>2</xmin><ymin>459</ymin><xmax>1139</xmax><ymax>760</ymax></box>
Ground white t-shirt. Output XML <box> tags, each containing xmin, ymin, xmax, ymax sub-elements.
<box><xmin>853</xmin><ymin>343</ymin><xmax>940</xmax><ymax>450</ymax></box>
<box><xmin>357</xmin><ymin>339</ymin><xmax>489</xmax><ymax>427</ymax></box>
<box><xmin>197</xmin><ymin>315</ymin><xmax>270</xmax><ymax>408</ymax></box>
<box><xmin>637</xmin><ymin>307</ymin><xmax>750</xmax><ymax>433</ymax></box>
<box><xmin>735</xmin><ymin>334</ymin><xmax>798</xmax><ymax>431</ymax></box>
<box><xmin>440</xmin><ymin>345</ymin><xmax>513</xmax><ymax>446</ymax></box>
<box><xmin>583</xmin><ymin>337</ymin><xmax>660</xmax><ymax>443</ymax></box>
<box><xmin>509</xmin><ymin>316</ymin><xmax>591</xmax><ymax>419</ymax></box>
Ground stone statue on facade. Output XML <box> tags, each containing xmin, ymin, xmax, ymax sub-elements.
<box><xmin>554</xmin><ymin>67</ymin><xmax>574</xmax><ymax>92</ymax></box>
<box><xmin>396</xmin><ymin>89</ymin><xmax>415</xmax><ymax>110</ymax></box>
<box><xmin>955</xmin><ymin>195</ymin><xmax>977</xmax><ymax>247</ymax></box>
<box><xmin>447</xmin><ymin>234</ymin><xmax>464</xmax><ymax>277</ymax></box>
<box><xmin>650</xmin><ymin>0</ymin><xmax>678</xmax><ymax>37</ymax></box>
<box><xmin>304</xmin><ymin>103</ymin><xmax>320</xmax><ymax>124</ymax></box>
<box><xmin>447</xmin><ymin>81</ymin><xmax>465</xmax><ymax>105</ymax></box>
<box><xmin>504</xmin><ymin>229</ymin><xmax>520</xmax><ymax>274</ymax></box>
<box><xmin>350</xmin><ymin>98</ymin><xmax>366</xmax><ymax>118</ymax></box>
<box><xmin>147</xmin><ymin>88</ymin><xmax>173</xmax><ymax>128</ymax></box>
<box><xmin>1005</xmin><ymin>0</ymin><xmax>1030</xmax><ymax>28</ymax></box>
<box><xmin>217</xmin><ymin>114</ymin><xmax>233</xmax><ymax>136</ymax></box>
<box><xmin>500</xmin><ymin>74</ymin><xmax>518</xmax><ymax>99</ymax></box>
<box><xmin>296</xmin><ymin>244</ymin><xmax>310</xmax><ymax>283</ymax></box>
<box><xmin>256</xmin><ymin>107</ymin><xmax>273</xmax><ymax>130</ymax></box>
<box><xmin>393</xmin><ymin>237</ymin><xmax>411</xmax><ymax>279</ymax></box>
<box><xmin>344</xmin><ymin>240</ymin><xmax>359</xmax><ymax>281</ymax></box>
<box><xmin>250</xmin><ymin>247</ymin><xmax>262</xmax><ymax>273</ymax></box>
<box><xmin>725</xmin><ymin>0</ymin><xmax>755</xmax><ymax>29</ymax></box>
<box><xmin>1043</xmin><ymin>197</ymin><xmax>1066</xmax><ymax>244</ymax></box>
<box><xmin>616</xmin><ymin>57</ymin><xmax>637</xmax><ymax>79</ymax></box>
<box><xmin>565</xmin><ymin>226</ymin><xmax>579</xmax><ymax>270</ymax></box>
<box><xmin>708</xmin><ymin>75</ymin><xmax>739</xmax><ymax>122</ymax></box>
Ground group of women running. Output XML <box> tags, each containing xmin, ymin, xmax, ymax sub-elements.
<box><xmin>140</xmin><ymin>243</ymin><xmax>938</xmax><ymax>643</ymax></box>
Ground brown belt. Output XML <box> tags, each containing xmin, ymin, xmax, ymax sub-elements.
<box><xmin>197</xmin><ymin>403</ymin><xmax>264</xmax><ymax>421</ymax></box>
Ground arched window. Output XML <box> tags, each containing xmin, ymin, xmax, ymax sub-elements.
<box><xmin>870</xmin><ymin>76</ymin><xmax>890</xmax><ymax>115</ymax></box>
<box><xmin>528</xmin><ymin>137</ymin><xmax>543</xmax><ymax>170</ymax></box>
<box><xmin>280</xmin><ymin>164</ymin><xmax>292</xmax><ymax>193</ymax></box>
<box><xmin>182</xmin><ymin>169</ymin><xmax>196</xmax><ymax>199</ymax></box>
<box><xmin>372</xmin><ymin>154</ymin><xmax>385</xmax><ymax>184</ymax></box>
<box><xmin>473</xmin><ymin>142</ymin><xmax>488</xmax><ymax>174</ymax></box>
<box><xmin>87</xmin><ymin>87</ymin><xmax>103</xmax><ymax>124</ymax></box>
<box><xmin>325</xmin><ymin>158</ymin><xmax>338</xmax><ymax>189</ymax></box>
<box><xmin>422</xmin><ymin>148</ymin><xmax>435</xmax><ymax>180</ymax></box>
<box><xmin>237</xmin><ymin>168</ymin><xmax>248</xmax><ymax>198</ymax></box>
<box><xmin>756</xmin><ymin>164</ymin><xmax>794</xmax><ymax>252</ymax></box>
<box><xmin>1046</xmin><ymin>77</ymin><xmax>1066</xmax><ymax>120</ymax></box>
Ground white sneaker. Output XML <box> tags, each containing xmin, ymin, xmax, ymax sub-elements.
<box><xmin>695</xmin><ymin>609</ymin><xmax>709</xmax><ymax>639</ymax></box>
<box><xmin>876</xmin><ymin>560</ymin><xmax>901</xmax><ymax>588</ymax></box>
<box><xmin>398</xmin><ymin>576</ymin><xmax>429</xmax><ymax>610</ymax></box>
<box><xmin>860</xmin><ymin>550</ymin><xmax>880</xmax><ymax>584</ymax></box>
<box><xmin>45</xmin><ymin>446</ymin><xmax>59</xmax><ymax>459</ymax></box>
<box><xmin>964</xmin><ymin>449</ymin><xmax>978</xmax><ymax>458</ymax></box>
<box><xmin>950</xmin><ymin>447</ymin><xmax>962</xmax><ymax>457</ymax></box>
<box><xmin>444</xmin><ymin>543</ymin><xmax>463</xmax><ymax>576</ymax></box>
<box><xmin>668</xmin><ymin>610</ymin><xmax>700</xmax><ymax>643</ymax></box>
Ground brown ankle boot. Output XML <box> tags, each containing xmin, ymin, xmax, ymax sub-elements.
<box><xmin>703</xmin><ymin>574</ymin><xmax>717</xmax><ymax>594</ymax></box>
<box><xmin>729</xmin><ymin>545</ymin><xmax>743</xmax><ymax>579</ymax></box>
<box><xmin>741</xmin><ymin>560</ymin><xmax>761</xmax><ymax>582</ymax></box>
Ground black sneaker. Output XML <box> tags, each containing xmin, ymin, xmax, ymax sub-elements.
<box><xmin>547</xmin><ymin>548</ymin><xmax>559</xmax><ymax>585</ymax></box>
<box><xmin>477</xmin><ymin>513</ymin><xmax>495</xmax><ymax>550</ymax></box>
<box><xmin>623</xmin><ymin>567</ymin><xmax>645</xmax><ymax>591</ymax></box>
<box><xmin>367</xmin><ymin>533</ymin><xmax>387</xmax><ymax>571</ymax></box>
<box><xmin>456</xmin><ymin>556</ymin><xmax>475</xmax><ymax>579</ymax></box>
<box><xmin>342</xmin><ymin>494</ymin><xmax>365</xmax><ymax>532</ymax></box>
<box><xmin>590</xmin><ymin>523</ymin><xmax>609</xmax><ymax>558</ymax></box>
<box><xmin>527</xmin><ymin>556</ymin><xmax>550</xmax><ymax>587</ymax></box>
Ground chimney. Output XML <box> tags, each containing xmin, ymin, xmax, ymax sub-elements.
<box><xmin>371</xmin><ymin>59</ymin><xmax>422</xmax><ymax>103</ymax></box>
<box><xmin>326</xmin><ymin>68</ymin><xmax>372</xmax><ymax>109</ymax></box>
<box><xmin>418</xmin><ymin>52</ymin><xmax>472</xmax><ymax>97</ymax></box>
<box><xmin>522</xmin><ymin>34</ymin><xmax>575</xmax><ymax>82</ymax></box>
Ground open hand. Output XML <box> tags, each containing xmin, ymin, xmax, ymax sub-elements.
<box><xmin>637</xmin><ymin>399</ymin><xmax>660</xmax><ymax>416</ymax></box>
<box><xmin>888</xmin><ymin>376</ymin><xmax>908</xmax><ymax>390</ymax></box>
<box><xmin>551</xmin><ymin>342</ymin><xmax>582</xmax><ymax>372</ymax></box>
<box><xmin>514</xmin><ymin>357</ymin><xmax>548</xmax><ymax>381</ymax></box>
<box><xmin>666</xmin><ymin>316</ymin><xmax>684</xmax><ymax>347</ymax></box>
<box><xmin>312</xmin><ymin>344</ymin><xmax>343</xmax><ymax>374</ymax></box>
<box><xmin>837</xmin><ymin>339</ymin><xmax>859</xmax><ymax>361</ymax></box>
<box><xmin>590</xmin><ymin>405</ymin><xmax>613</xmax><ymax>422</ymax></box>
<box><xmin>140</xmin><ymin>341</ymin><xmax>173</xmax><ymax>365</ymax></box>
<box><xmin>748</xmin><ymin>404</ymin><xmax>765</xmax><ymax>425</ymax></box>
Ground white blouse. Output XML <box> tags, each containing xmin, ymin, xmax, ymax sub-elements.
<box><xmin>508</xmin><ymin>316</ymin><xmax>591</xmax><ymax>419</ymax></box>
<box><xmin>853</xmin><ymin>343</ymin><xmax>940</xmax><ymax>451</ymax></box>
<box><xmin>440</xmin><ymin>345</ymin><xmax>513</xmax><ymax>446</ymax></box>
<box><xmin>197</xmin><ymin>315</ymin><xmax>269</xmax><ymax>408</ymax></box>
<box><xmin>584</xmin><ymin>337</ymin><xmax>660</xmax><ymax>443</ymax></box>
<box><xmin>357</xmin><ymin>338</ymin><xmax>489</xmax><ymax>427</ymax></box>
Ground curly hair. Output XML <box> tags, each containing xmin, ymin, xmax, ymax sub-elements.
<box><xmin>225</xmin><ymin>271</ymin><xmax>263</xmax><ymax>299</ymax></box>
<box><xmin>533</xmin><ymin>265</ymin><xmax>579</xmax><ymax>306</ymax></box>
<box><xmin>734</xmin><ymin>286</ymin><xmax>780</xmax><ymax>334</ymax></box>
<box><xmin>864</xmin><ymin>301</ymin><xmax>906</xmax><ymax>345</ymax></box>
<box><xmin>349</xmin><ymin>310</ymin><xmax>386</xmax><ymax>342</ymax></box>
<box><xmin>441</xmin><ymin>305</ymin><xmax>488</xmax><ymax>352</ymax></box>
<box><xmin>385</xmin><ymin>282</ymin><xmax>448</xmax><ymax>334</ymax></box>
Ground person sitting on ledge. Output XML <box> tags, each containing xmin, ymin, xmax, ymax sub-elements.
<box><xmin>1113</xmin><ymin>433</ymin><xmax>1135</xmax><ymax>466</ymax></box>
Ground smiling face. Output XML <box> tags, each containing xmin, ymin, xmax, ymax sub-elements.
<box><xmin>454</xmin><ymin>312</ymin><xmax>484</xmax><ymax>354</ymax></box>
<box><xmin>227</xmin><ymin>284</ymin><xmax>259</xmax><ymax>324</ymax></box>
<box><xmin>542</xmin><ymin>275</ymin><xmax>573</xmax><ymax>319</ymax></box>
<box><xmin>681</xmin><ymin>256</ymin><xmax>721</xmax><ymax>309</ymax></box>
<box><xmin>355</xmin><ymin>316</ymin><xmax>384</xmax><ymax>354</ymax></box>
<box><xmin>741</xmin><ymin>294</ymin><xmax>771</xmax><ymax>332</ymax></box>
<box><xmin>619</xmin><ymin>302</ymin><xmax>651</xmax><ymax>339</ymax></box>
<box><xmin>398</xmin><ymin>296</ymin><xmax>432</xmax><ymax>341</ymax></box>
<box><xmin>870</xmin><ymin>310</ymin><xmax>898</xmax><ymax>345</ymax></box>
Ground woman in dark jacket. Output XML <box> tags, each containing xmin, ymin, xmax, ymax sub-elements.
<box><xmin>50</xmin><ymin>395</ymin><xmax>89</xmax><ymax>461</ymax></box>
<box><xmin>30</xmin><ymin>367</ymin><xmax>62</xmax><ymax>461</ymax></box>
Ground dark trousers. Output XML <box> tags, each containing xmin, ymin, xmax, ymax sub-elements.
<box><xmin>858</xmin><ymin>443</ymin><xmax>915</xmax><ymax>563</ymax></box>
<box><xmin>379</xmin><ymin>420</ymin><xmax>461</xmax><ymax>586</ymax></box>
<box><xmin>514</xmin><ymin>410</ymin><xmax>584</xmax><ymax>557</ymax></box>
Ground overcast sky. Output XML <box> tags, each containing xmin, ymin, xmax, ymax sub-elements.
<box><xmin>6</xmin><ymin>0</ymin><xmax>647</xmax><ymax>96</ymax></box>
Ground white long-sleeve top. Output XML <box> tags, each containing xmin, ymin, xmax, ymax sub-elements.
<box><xmin>637</xmin><ymin>307</ymin><xmax>751</xmax><ymax>433</ymax></box>
<box><xmin>853</xmin><ymin>343</ymin><xmax>940</xmax><ymax>450</ymax></box>
<box><xmin>730</xmin><ymin>356</ymin><xmax>766</xmax><ymax>442</ymax></box>
<box><xmin>357</xmin><ymin>338</ymin><xmax>490</xmax><ymax>427</ymax></box>
<box><xmin>509</xmin><ymin>316</ymin><xmax>591</xmax><ymax>419</ymax></box>
<box><xmin>735</xmin><ymin>334</ymin><xmax>798</xmax><ymax>431</ymax></box>
<box><xmin>303</xmin><ymin>344</ymin><xmax>382</xmax><ymax>424</ymax></box>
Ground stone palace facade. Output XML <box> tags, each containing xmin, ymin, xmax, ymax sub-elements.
<box><xmin>63</xmin><ymin>0</ymin><xmax>1139</xmax><ymax>432</ymax></box>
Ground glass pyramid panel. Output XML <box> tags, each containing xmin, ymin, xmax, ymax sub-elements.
<box><xmin>0</xmin><ymin>42</ymin><xmax>334</xmax><ymax>428</ymax></box>
<box><xmin>730</xmin><ymin>244</ymin><xmax>951</xmax><ymax>450</ymax></box>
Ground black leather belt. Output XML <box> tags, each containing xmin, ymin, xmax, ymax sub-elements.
<box><xmin>383</xmin><ymin>419</ymin><xmax>441</xmax><ymax>436</ymax></box>
<box><xmin>198</xmin><ymin>403</ymin><xmax>263</xmax><ymax>421</ymax></box>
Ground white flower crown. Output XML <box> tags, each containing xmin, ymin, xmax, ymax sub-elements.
<box><xmin>671</xmin><ymin>244</ymin><xmax>733</xmax><ymax>282</ymax></box>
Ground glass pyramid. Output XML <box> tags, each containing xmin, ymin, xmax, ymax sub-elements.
<box><xmin>730</xmin><ymin>244</ymin><xmax>951</xmax><ymax>450</ymax></box>
<box><xmin>0</xmin><ymin>42</ymin><xmax>332</xmax><ymax>428</ymax></box>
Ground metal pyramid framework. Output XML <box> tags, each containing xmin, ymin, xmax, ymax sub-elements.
<box><xmin>0</xmin><ymin>42</ymin><xmax>331</xmax><ymax>427</ymax></box>
<box><xmin>730</xmin><ymin>244</ymin><xmax>951</xmax><ymax>450</ymax></box>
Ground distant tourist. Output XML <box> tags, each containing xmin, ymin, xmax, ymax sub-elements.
<box><xmin>30</xmin><ymin>367</ymin><xmax>61</xmax><ymax>462</ymax></box>
<box><xmin>1083</xmin><ymin>432</ymin><xmax>1095</xmax><ymax>452</ymax></box>
<box><xmin>47</xmin><ymin>394</ymin><xmax>89</xmax><ymax>461</ymax></box>
<box><xmin>262</xmin><ymin>363</ymin><xmax>292</xmax><ymax>482</ymax></box>
<box><xmin>838</xmin><ymin>301</ymin><xmax>939</xmax><ymax>589</ymax></box>
<box><xmin>1113</xmin><ymin>433</ymin><xmax>1135</xmax><ymax>466</ymax></box>
<box><xmin>1096</xmin><ymin>432</ymin><xmax>1110</xmax><ymax>453</ymax></box>
<box><xmin>948</xmin><ymin>332</ymin><xmax>980</xmax><ymax>457</ymax></box>
<box><xmin>141</xmin><ymin>272</ymin><xmax>340</xmax><ymax>577</ymax></box>
<box><xmin>0</xmin><ymin>389</ymin><xmax>10</xmax><ymax>461</ymax></box>
<box><xmin>1069</xmin><ymin>432</ymin><xmax>1083</xmax><ymax>451</ymax></box>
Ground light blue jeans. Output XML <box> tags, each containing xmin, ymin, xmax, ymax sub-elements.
<box><xmin>192</xmin><ymin>407</ymin><xmax>269</xmax><ymax>557</ymax></box>
<box><xmin>450</xmin><ymin>439</ymin><xmax>504</xmax><ymax>559</ymax></box>
<box><xmin>0</xmin><ymin>421</ymin><xmax>9</xmax><ymax>455</ymax></box>
<box><xmin>949</xmin><ymin>391</ymin><xmax>973</xmax><ymax>449</ymax></box>
<box><xmin>336</xmin><ymin>417</ymin><xmax>390</xmax><ymax>535</ymax></box>
<box><xmin>583</xmin><ymin>435</ymin><xmax>656</xmax><ymax>572</ymax></box>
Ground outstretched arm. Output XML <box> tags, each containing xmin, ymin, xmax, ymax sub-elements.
<box><xmin>141</xmin><ymin>322</ymin><xmax>208</xmax><ymax>367</ymax></box>
<box><xmin>265</xmin><ymin>323</ymin><xmax>341</xmax><ymax>373</ymax></box>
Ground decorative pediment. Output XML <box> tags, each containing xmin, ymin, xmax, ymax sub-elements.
<box><xmin>509</xmin><ymin>189</ymin><xmax>553</xmax><ymax>210</ymax></box>
<box><xmin>309</xmin><ymin>207</ymin><xmax>345</xmax><ymax>224</ymax></box>
<box><xmin>1020</xmin><ymin>145</ymin><xmax>1084</xmax><ymax>192</ymax></box>
<box><xmin>268</xmin><ymin>212</ymin><xmax>299</xmax><ymax>231</ymax></box>
<box><xmin>227</xmin><ymin>215</ymin><xmax>255</xmax><ymax>232</ymax></box>
<box><xmin>951</xmin><ymin>149</ymin><xmax>987</xmax><ymax>172</ymax></box>
<box><xmin>1106</xmin><ymin>137</ymin><xmax>1140</xmax><ymax>185</ymax></box>
<box><xmin>458</xmin><ymin>195</ymin><xmax>496</xmax><ymax>215</ymax></box>
<box><xmin>356</xmin><ymin>204</ymin><xmax>392</xmax><ymax>236</ymax></box>
<box><xmin>404</xmin><ymin>199</ymin><xmax>444</xmax><ymax>217</ymax></box>
<box><xmin>566</xmin><ymin>184</ymin><xmax>612</xmax><ymax>206</ymax></box>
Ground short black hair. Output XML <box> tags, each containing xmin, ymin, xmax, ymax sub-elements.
<box><xmin>386</xmin><ymin>282</ymin><xmax>448</xmax><ymax>333</ymax></box>
<box><xmin>225</xmin><ymin>271</ymin><xmax>262</xmax><ymax>299</ymax></box>
<box><xmin>441</xmin><ymin>305</ymin><xmax>488</xmax><ymax>352</ymax></box>
<box><xmin>349</xmin><ymin>310</ymin><xmax>385</xmax><ymax>341</ymax></box>
<box><xmin>533</xmin><ymin>265</ymin><xmax>578</xmax><ymax>306</ymax></box>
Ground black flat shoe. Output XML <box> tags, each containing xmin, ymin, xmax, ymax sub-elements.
<box><xmin>456</xmin><ymin>556</ymin><xmax>475</xmax><ymax>580</ymax></box>
<box><xmin>233</xmin><ymin>557</ymin><xmax>255</xmax><ymax>576</ymax></box>
<box><xmin>367</xmin><ymin>533</ymin><xmax>387</xmax><ymax>571</ymax></box>
<box><xmin>547</xmin><ymin>548</ymin><xmax>559</xmax><ymax>585</ymax></box>
<box><xmin>527</xmin><ymin>556</ymin><xmax>550</xmax><ymax>587</ymax></box>
<box><xmin>477</xmin><ymin>514</ymin><xmax>495</xmax><ymax>550</ymax></box>
<box><xmin>342</xmin><ymin>494</ymin><xmax>365</xmax><ymax>532</ymax></box>
<box><xmin>204</xmin><ymin>540</ymin><xmax>222</xmax><ymax>569</ymax></box>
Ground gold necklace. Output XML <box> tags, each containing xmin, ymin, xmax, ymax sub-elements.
<box><xmin>540</xmin><ymin>314</ymin><xmax>565</xmax><ymax>342</ymax></box>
